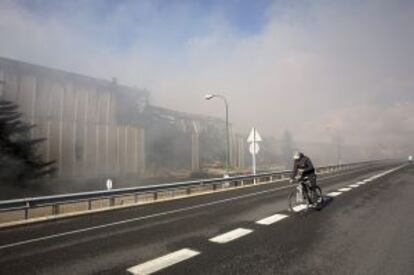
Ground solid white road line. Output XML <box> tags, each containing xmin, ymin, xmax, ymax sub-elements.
<box><xmin>0</xmin><ymin>184</ymin><xmax>294</xmax><ymax>251</ymax></box>
<box><xmin>209</xmin><ymin>228</ymin><xmax>253</xmax><ymax>244</ymax></box>
<box><xmin>327</xmin><ymin>191</ymin><xmax>342</xmax><ymax>197</ymax></box>
<box><xmin>338</xmin><ymin>188</ymin><xmax>352</xmax><ymax>192</ymax></box>
<box><xmin>127</xmin><ymin>248</ymin><xmax>200</xmax><ymax>275</ymax></box>
<box><xmin>256</xmin><ymin>214</ymin><xmax>288</xmax><ymax>225</ymax></box>
<box><xmin>349</xmin><ymin>184</ymin><xmax>359</xmax><ymax>188</ymax></box>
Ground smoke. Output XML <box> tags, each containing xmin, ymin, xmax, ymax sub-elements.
<box><xmin>0</xmin><ymin>0</ymin><xmax>413</xmax><ymax>158</ymax></box>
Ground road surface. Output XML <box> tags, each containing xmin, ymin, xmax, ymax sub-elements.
<box><xmin>0</xmin><ymin>161</ymin><xmax>412</xmax><ymax>274</ymax></box>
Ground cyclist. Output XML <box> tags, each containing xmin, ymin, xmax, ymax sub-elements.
<box><xmin>289</xmin><ymin>151</ymin><xmax>317</xmax><ymax>191</ymax></box>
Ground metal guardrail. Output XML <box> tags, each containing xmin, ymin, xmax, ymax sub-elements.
<box><xmin>0</xmin><ymin>160</ymin><xmax>382</xmax><ymax>224</ymax></box>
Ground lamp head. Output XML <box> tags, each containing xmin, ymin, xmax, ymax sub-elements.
<box><xmin>205</xmin><ymin>94</ymin><xmax>214</xmax><ymax>100</ymax></box>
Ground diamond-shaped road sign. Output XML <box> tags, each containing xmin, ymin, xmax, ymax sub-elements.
<box><xmin>249</xmin><ymin>143</ymin><xmax>260</xmax><ymax>154</ymax></box>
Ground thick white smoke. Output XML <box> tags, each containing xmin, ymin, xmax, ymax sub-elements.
<box><xmin>0</xmin><ymin>0</ymin><xmax>413</xmax><ymax>158</ymax></box>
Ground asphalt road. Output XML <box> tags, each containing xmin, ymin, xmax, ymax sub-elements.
<box><xmin>0</xmin><ymin>161</ymin><xmax>412</xmax><ymax>275</ymax></box>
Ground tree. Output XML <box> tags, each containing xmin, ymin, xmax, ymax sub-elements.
<box><xmin>281</xmin><ymin>130</ymin><xmax>294</xmax><ymax>168</ymax></box>
<box><xmin>0</xmin><ymin>99</ymin><xmax>56</xmax><ymax>183</ymax></box>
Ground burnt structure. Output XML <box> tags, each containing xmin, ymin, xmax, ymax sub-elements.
<box><xmin>0</xmin><ymin>57</ymin><xmax>245</xmax><ymax>181</ymax></box>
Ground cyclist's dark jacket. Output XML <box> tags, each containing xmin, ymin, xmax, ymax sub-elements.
<box><xmin>291</xmin><ymin>154</ymin><xmax>315</xmax><ymax>179</ymax></box>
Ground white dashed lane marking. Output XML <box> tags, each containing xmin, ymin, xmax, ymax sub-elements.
<box><xmin>338</xmin><ymin>187</ymin><xmax>352</xmax><ymax>192</ymax></box>
<box><xmin>256</xmin><ymin>214</ymin><xmax>288</xmax><ymax>225</ymax></box>
<box><xmin>349</xmin><ymin>184</ymin><xmax>359</xmax><ymax>188</ymax></box>
<box><xmin>209</xmin><ymin>228</ymin><xmax>253</xmax><ymax>244</ymax></box>
<box><xmin>327</xmin><ymin>191</ymin><xmax>342</xmax><ymax>197</ymax></box>
<box><xmin>127</xmin><ymin>248</ymin><xmax>200</xmax><ymax>275</ymax></box>
<box><xmin>291</xmin><ymin>204</ymin><xmax>308</xmax><ymax>212</ymax></box>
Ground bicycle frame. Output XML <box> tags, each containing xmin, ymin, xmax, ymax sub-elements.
<box><xmin>295</xmin><ymin>178</ymin><xmax>313</xmax><ymax>203</ymax></box>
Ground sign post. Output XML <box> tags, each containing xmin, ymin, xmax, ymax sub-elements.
<box><xmin>247</xmin><ymin>128</ymin><xmax>262</xmax><ymax>182</ymax></box>
<box><xmin>106</xmin><ymin>178</ymin><xmax>113</xmax><ymax>190</ymax></box>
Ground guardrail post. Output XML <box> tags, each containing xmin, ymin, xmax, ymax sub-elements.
<box><xmin>153</xmin><ymin>192</ymin><xmax>158</xmax><ymax>201</ymax></box>
<box><xmin>52</xmin><ymin>204</ymin><xmax>59</xmax><ymax>215</ymax></box>
<box><xmin>109</xmin><ymin>197</ymin><xmax>115</xmax><ymax>207</ymax></box>
<box><xmin>187</xmin><ymin>188</ymin><xmax>191</xmax><ymax>195</ymax></box>
<box><xmin>25</xmin><ymin>202</ymin><xmax>29</xmax><ymax>220</ymax></box>
<box><xmin>134</xmin><ymin>193</ymin><xmax>138</xmax><ymax>203</ymax></box>
<box><xmin>88</xmin><ymin>200</ymin><xmax>92</xmax><ymax>210</ymax></box>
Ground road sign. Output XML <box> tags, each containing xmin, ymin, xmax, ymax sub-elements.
<box><xmin>249</xmin><ymin>142</ymin><xmax>260</xmax><ymax>154</ymax></box>
<box><xmin>247</xmin><ymin>127</ymin><xmax>262</xmax><ymax>177</ymax></box>
<box><xmin>247</xmin><ymin>128</ymin><xmax>262</xmax><ymax>143</ymax></box>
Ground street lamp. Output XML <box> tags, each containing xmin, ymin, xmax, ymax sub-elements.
<box><xmin>205</xmin><ymin>93</ymin><xmax>230</xmax><ymax>176</ymax></box>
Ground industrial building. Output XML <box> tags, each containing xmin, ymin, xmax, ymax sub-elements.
<box><xmin>0</xmin><ymin>57</ymin><xmax>246</xmax><ymax>183</ymax></box>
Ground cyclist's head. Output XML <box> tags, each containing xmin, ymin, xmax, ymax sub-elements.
<box><xmin>293</xmin><ymin>151</ymin><xmax>303</xmax><ymax>160</ymax></box>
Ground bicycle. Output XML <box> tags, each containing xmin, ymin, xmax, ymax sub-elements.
<box><xmin>288</xmin><ymin>176</ymin><xmax>323</xmax><ymax>212</ymax></box>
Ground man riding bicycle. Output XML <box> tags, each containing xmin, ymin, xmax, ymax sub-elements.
<box><xmin>288</xmin><ymin>151</ymin><xmax>323</xmax><ymax>210</ymax></box>
<box><xmin>289</xmin><ymin>151</ymin><xmax>317</xmax><ymax>190</ymax></box>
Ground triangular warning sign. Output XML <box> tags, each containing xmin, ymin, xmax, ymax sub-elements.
<box><xmin>247</xmin><ymin>127</ymin><xmax>262</xmax><ymax>143</ymax></box>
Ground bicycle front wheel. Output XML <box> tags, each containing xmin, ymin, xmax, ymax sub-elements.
<box><xmin>288</xmin><ymin>189</ymin><xmax>309</xmax><ymax>212</ymax></box>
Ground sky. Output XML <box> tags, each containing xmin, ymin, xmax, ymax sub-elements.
<box><xmin>0</xmin><ymin>0</ymin><xmax>413</xmax><ymax>157</ymax></box>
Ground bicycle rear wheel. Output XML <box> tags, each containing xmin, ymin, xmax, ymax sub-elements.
<box><xmin>311</xmin><ymin>186</ymin><xmax>323</xmax><ymax>204</ymax></box>
<box><xmin>288</xmin><ymin>189</ymin><xmax>309</xmax><ymax>212</ymax></box>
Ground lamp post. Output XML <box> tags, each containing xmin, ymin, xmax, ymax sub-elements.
<box><xmin>0</xmin><ymin>80</ymin><xmax>4</xmax><ymax>98</ymax></box>
<box><xmin>205</xmin><ymin>94</ymin><xmax>230</xmax><ymax>176</ymax></box>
